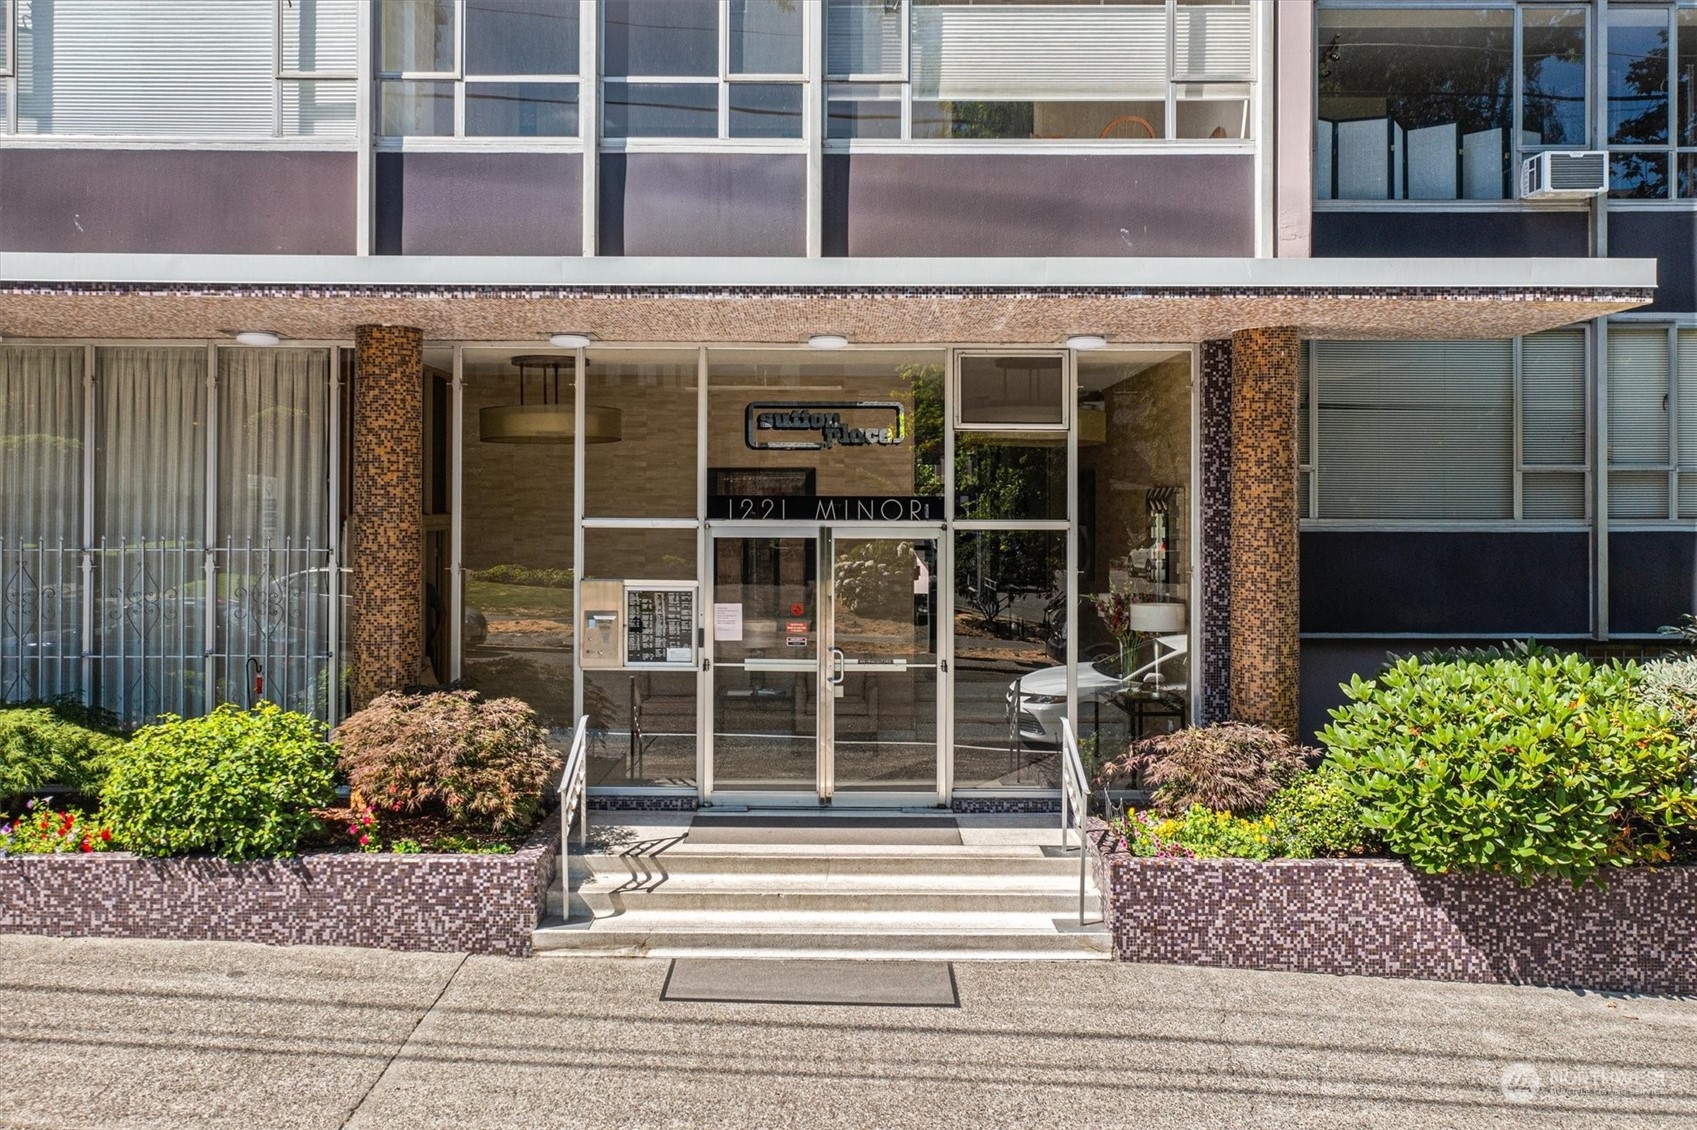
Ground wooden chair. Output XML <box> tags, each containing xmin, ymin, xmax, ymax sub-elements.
<box><xmin>1099</xmin><ymin>115</ymin><xmax>1156</xmax><ymax>139</ymax></box>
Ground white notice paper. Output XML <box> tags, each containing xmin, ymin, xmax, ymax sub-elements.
<box><xmin>666</xmin><ymin>646</ymin><xmax>692</xmax><ymax>664</ymax></box>
<box><xmin>713</xmin><ymin>603</ymin><xmax>744</xmax><ymax>642</ymax></box>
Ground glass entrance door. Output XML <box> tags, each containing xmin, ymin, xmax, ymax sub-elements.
<box><xmin>708</xmin><ymin>528</ymin><xmax>942</xmax><ymax>805</ymax></box>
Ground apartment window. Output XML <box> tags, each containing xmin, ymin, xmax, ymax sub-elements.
<box><xmin>1303</xmin><ymin>332</ymin><xmax>1589</xmax><ymax>521</ymax></box>
<box><xmin>1607</xmin><ymin>4</ymin><xmax>1697</xmax><ymax>198</ymax></box>
<box><xmin>5</xmin><ymin>0</ymin><xmax>356</xmax><ymax>138</ymax></box>
<box><xmin>825</xmin><ymin>0</ymin><xmax>1254</xmax><ymax>142</ymax></box>
<box><xmin>1608</xmin><ymin>327</ymin><xmax>1697</xmax><ymax>519</ymax></box>
<box><xmin>379</xmin><ymin>0</ymin><xmax>581</xmax><ymax>138</ymax></box>
<box><xmin>1316</xmin><ymin>4</ymin><xmax>1584</xmax><ymax>200</ymax></box>
<box><xmin>602</xmin><ymin>0</ymin><xmax>804</xmax><ymax>140</ymax></box>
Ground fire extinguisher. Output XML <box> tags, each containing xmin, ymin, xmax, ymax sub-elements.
<box><xmin>247</xmin><ymin>658</ymin><xmax>265</xmax><ymax>705</ymax></box>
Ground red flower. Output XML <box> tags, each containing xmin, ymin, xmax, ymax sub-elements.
<box><xmin>357</xmin><ymin>835</ymin><xmax>370</xmax><ymax>846</ymax></box>
<box><xmin>99</xmin><ymin>829</ymin><xmax>112</xmax><ymax>842</ymax></box>
<box><xmin>79</xmin><ymin>839</ymin><xmax>92</xmax><ymax>853</ymax></box>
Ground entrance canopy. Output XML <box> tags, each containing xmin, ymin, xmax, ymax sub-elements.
<box><xmin>0</xmin><ymin>254</ymin><xmax>1656</xmax><ymax>343</ymax></box>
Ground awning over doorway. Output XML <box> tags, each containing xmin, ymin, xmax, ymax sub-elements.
<box><xmin>0</xmin><ymin>254</ymin><xmax>1656</xmax><ymax>343</ymax></box>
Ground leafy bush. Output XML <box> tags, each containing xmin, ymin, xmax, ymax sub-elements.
<box><xmin>1097</xmin><ymin>722</ymin><xmax>1312</xmax><ymax>817</ymax></box>
<box><xmin>1263</xmin><ymin>767</ymin><xmax>1375</xmax><ymax>859</ymax></box>
<box><xmin>1320</xmin><ymin>654</ymin><xmax>1697</xmax><ymax>884</ymax></box>
<box><xmin>100</xmin><ymin>703</ymin><xmax>336</xmax><ymax>860</ymax></box>
<box><xmin>471</xmin><ymin>564</ymin><xmax>573</xmax><ymax>589</ymax></box>
<box><xmin>1659</xmin><ymin>613</ymin><xmax>1697</xmax><ymax>645</ymax></box>
<box><xmin>0</xmin><ymin>701</ymin><xmax>125</xmax><ymax>801</ymax></box>
<box><xmin>336</xmin><ymin>690</ymin><xmax>559</xmax><ymax>832</ymax></box>
<box><xmin>1639</xmin><ymin>656</ymin><xmax>1697</xmax><ymax>753</ymax></box>
<box><xmin>1115</xmin><ymin>805</ymin><xmax>1279</xmax><ymax>861</ymax></box>
<box><xmin>0</xmin><ymin>800</ymin><xmax>114</xmax><ymax>855</ymax></box>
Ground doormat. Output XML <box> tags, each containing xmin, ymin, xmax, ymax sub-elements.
<box><xmin>661</xmin><ymin>959</ymin><xmax>959</xmax><ymax>1007</ymax></box>
<box><xmin>684</xmin><ymin>816</ymin><xmax>962</xmax><ymax>846</ymax></box>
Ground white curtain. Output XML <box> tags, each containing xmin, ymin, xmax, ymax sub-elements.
<box><xmin>92</xmin><ymin>347</ymin><xmax>209</xmax><ymax>723</ymax></box>
<box><xmin>215</xmin><ymin>348</ymin><xmax>335</xmax><ymax>718</ymax></box>
<box><xmin>0</xmin><ymin>347</ymin><xmax>85</xmax><ymax>702</ymax></box>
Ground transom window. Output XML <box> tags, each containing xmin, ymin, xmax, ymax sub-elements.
<box><xmin>826</xmin><ymin>0</ymin><xmax>1255</xmax><ymax>142</ymax></box>
<box><xmin>602</xmin><ymin>0</ymin><xmax>805</xmax><ymax>140</ymax></box>
<box><xmin>378</xmin><ymin>0</ymin><xmax>582</xmax><ymax>138</ymax></box>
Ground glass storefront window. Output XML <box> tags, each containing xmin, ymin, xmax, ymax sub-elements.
<box><xmin>582</xmin><ymin>527</ymin><xmax>699</xmax><ymax>788</ymax></box>
<box><xmin>706</xmin><ymin>350</ymin><xmax>946</xmax><ymax>504</ymax></box>
<box><xmin>459</xmin><ymin>348</ymin><xmax>576</xmax><ymax>744</ymax></box>
<box><xmin>584</xmin><ymin>350</ymin><xmax>699</xmax><ymax>519</ymax></box>
<box><xmin>954</xmin><ymin>437</ymin><xmax>1066</xmax><ymax>521</ymax></box>
<box><xmin>952</xmin><ymin>528</ymin><xmax>1066</xmax><ymax>788</ymax></box>
<box><xmin>1522</xmin><ymin>7</ymin><xmax>1588</xmax><ymax>149</ymax></box>
<box><xmin>1075</xmin><ymin>350</ymin><xmax>1193</xmax><ymax>766</ymax></box>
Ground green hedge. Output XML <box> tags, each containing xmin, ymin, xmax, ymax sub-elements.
<box><xmin>0</xmin><ymin>701</ymin><xmax>125</xmax><ymax>802</ymax></box>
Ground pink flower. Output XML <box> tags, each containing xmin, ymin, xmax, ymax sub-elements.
<box><xmin>357</xmin><ymin>835</ymin><xmax>370</xmax><ymax>846</ymax></box>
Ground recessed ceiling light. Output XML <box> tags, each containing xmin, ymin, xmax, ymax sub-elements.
<box><xmin>234</xmin><ymin>331</ymin><xmax>281</xmax><ymax>347</ymax></box>
<box><xmin>1066</xmin><ymin>334</ymin><xmax>1108</xmax><ymax>351</ymax></box>
<box><xmin>808</xmin><ymin>334</ymin><xmax>850</xmax><ymax>350</ymax></box>
<box><xmin>548</xmin><ymin>333</ymin><xmax>594</xmax><ymax>349</ymax></box>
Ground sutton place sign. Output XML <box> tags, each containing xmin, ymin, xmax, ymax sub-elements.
<box><xmin>745</xmin><ymin>401</ymin><xmax>905</xmax><ymax>451</ymax></box>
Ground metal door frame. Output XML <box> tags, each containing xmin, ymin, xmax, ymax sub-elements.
<box><xmin>704</xmin><ymin>522</ymin><xmax>945</xmax><ymax>808</ymax></box>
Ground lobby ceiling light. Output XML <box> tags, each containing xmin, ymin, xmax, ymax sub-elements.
<box><xmin>234</xmin><ymin>331</ymin><xmax>281</xmax><ymax>347</ymax></box>
<box><xmin>480</xmin><ymin>354</ymin><xmax>621</xmax><ymax>445</ymax></box>
<box><xmin>1066</xmin><ymin>334</ymin><xmax>1108</xmax><ymax>351</ymax></box>
<box><xmin>808</xmin><ymin>334</ymin><xmax>850</xmax><ymax>350</ymax></box>
<box><xmin>547</xmin><ymin>332</ymin><xmax>594</xmax><ymax>349</ymax></box>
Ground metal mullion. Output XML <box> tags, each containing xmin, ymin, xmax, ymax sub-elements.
<box><xmin>1309</xmin><ymin>343</ymin><xmax>1321</xmax><ymax>517</ymax></box>
<box><xmin>718</xmin><ymin>0</ymin><xmax>731</xmax><ymax>138</ymax></box>
<box><xmin>941</xmin><ymin>347</ymin><xmax>958</xmax><ymax>803</ymax></box>
<box><xmin>1064</xmin><ymin>348</ymin><xmax>1078</xmax><ymax>786</ymax></box>
<box><xmin>327</xmin><ymin>347</ymin><xmax>343</xmax><ymax>723</ymax></box>
<box><xmin>449</xmin><ymin>347</ymin><xmax>464</xmax><ymax>683</ymax></box>
<box><xmin>1165</xmin><ymin>0</ymin><xmax>1178</xmax><ymax>139</ymax></box>
<box><xmin>81</xmin><ymin>344</ymin><xmax>95</xmax><ymax>706</ymax></box>
<box><xmin>901</xmin><ymin>0</ymin><xmax>913</xmax><ymax>139</ymax></box>
<box><xmin>1670</xmin><ymin>324</ymin><xmax>1681</xmax><ymax>520</ymax></box>
<box><xmin>571</xmin><ymin>344</ymin><xmax>586</xmax><ymax>729</ymax></box>
<box><xmin>697</xmin><ymin>346</ymin><xmax>710</xmax><ymax>800</ymax></box>
<box><xmin>1511</xmin><ymin>4</ymin><xmax>1525</xmax><ymax>178</ymax></box>
<box><xmin>580</xmin><ymin>0</ymin><xmax>599</xmax><ymax>256</ymax></box>
<box><xmin>204</xmin><ymin>343</ymin><xmax>218</xmax><ymax>712</ymax></box>
<box><xmin>1512</xmin><ymin>335</ymin><xmax>1524</xmax><ymax>519</ymax></box>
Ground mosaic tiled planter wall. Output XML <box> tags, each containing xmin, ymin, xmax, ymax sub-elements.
<box><xmin>1087</xmin><ymin>818</ymin><xmax>1697</xmax><ymax>995</ymax></box>
<box><xmin>0</xmin><ymin>810</ymin><xmax>562</xmax><ymax>958</ymax></box>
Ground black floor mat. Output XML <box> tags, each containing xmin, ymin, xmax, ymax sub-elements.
<box><xmin>661</xmin><ymin>959</ymin><xmax>959</xmax><ymax>1007</ymax></box>
<box><xmin>684</xmin><ymin>816</ymin><xmax>962</xmax><ymax>846</ymax></box>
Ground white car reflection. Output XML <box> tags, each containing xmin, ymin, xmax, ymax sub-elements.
<box><xmin>1007</xmin><ymin>633</ymin><xmax>1188</xmax><ymax>745</ymax></box>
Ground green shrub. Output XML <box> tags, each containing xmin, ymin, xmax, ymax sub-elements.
<box><xmin>0</xmin><ymin>701</ymin><xmax>125</xmax><ymax>801</ymax></box>
<box><xmin>1639</xmin><ymin>656</ymin><xmax>1697</xmax><ymax>753</ymax></box>
<box><xmin>1263</xmin><ymin>767</ymin><xmax>1375</xmax><ymax>859</ymax></box>
<box><xmin>335</xmin><ymin>690</ymin><xmax>559</xmax><ymax>832</ymax></box>
<box><xmin>470</xmin><ymin>564</ymin><xmax>573</xmax><ymax>589</ymax></box>
<box><xmin>1097</xmin><ymin>722</ymin><xmax>1311</xmax><ymax>817</ymax></box>
<box><xmin>100</xmin><ymin>703</ymin><xmax>336</xmax><ymax>860</ymax></box>
<box><xmin>1319</xmin><ymin>654</ymin><xmax>1697</xmax><ymax>884</ymax></box>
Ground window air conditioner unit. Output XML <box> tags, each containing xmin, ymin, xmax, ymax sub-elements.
<box><xmin>1520</xmin><ymin>151</ymin><xmax>1608</xmax><ymax>200</ymax></box>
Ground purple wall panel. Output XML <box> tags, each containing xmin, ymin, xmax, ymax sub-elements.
<box><xmin>375</xmin><ymin>152</ymin><xmax>583</xmax><ymax>256</ymax></box>
<box><xmin>0</xmin><ymin>149</ymin><xmax>355</xmax><ymax>254</ymax></box>
<box><xmin>824</xmin><ymin>153</ymin><xmax>1255</xmax><ymax>257</ymax></box>
<box><xmin>600</xmin><ymin>153</ymin><xmax>806</xmax><ymax>257</ymax></box>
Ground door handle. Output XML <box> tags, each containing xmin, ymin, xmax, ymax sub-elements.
<box><xmin>828</xmin><ymin>647</ymin><xmax>846</xmax><ymax>686</ymax></box>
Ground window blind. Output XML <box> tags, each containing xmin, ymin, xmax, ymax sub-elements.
<box><xmin>827</xmin><ymin>0</ymin><xmax>905</xmax><ymax>79</ymax></box>
<box><xmin>1315</xmin><ymin>340</ymin><xmax>1514</xmax><ymax>519</ymax></box>
<box><xmin>282</xmin><ymin>0</ymin><xmax>360</xmax><ymax>76</ymax></box>
<box><xmin>16</xmin><ymin>0</ymin><xmax>278</xmax><ymax>136</ymax></box>
<box><xmin>1520</xmin><ymin>329</ymin><xmax>1587</xmax><ymax>466</ymax></box>
<box><xmin>911</xmin><ymin>5</ymin><xmax>1169</xmax><ymax>100</ymax></box>
<box><xmin>1607</xmin><ymin>328</ymin><xmax>1671</xmax><ymax>465</ymax></box>
<box><xmin>1174</xmin><ymin>3</ymin><xmax>1253</xmax><ymax>79</ymax></box>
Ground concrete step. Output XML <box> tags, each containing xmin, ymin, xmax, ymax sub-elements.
<box><xmin>532</xmin><ymin>908</ymin><xmax>1110</xmax><ymax>960</ymax></box>
<box><xmin>570</xmin><ymin>844</ymin><xmax>1091</xmax><ymax>881</ymax></box>
<box><xmin>555</xmin><ymin>875</ymin><xmax>1092</xmax><ymax>917</ymax></box>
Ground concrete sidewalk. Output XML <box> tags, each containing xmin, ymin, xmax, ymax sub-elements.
<box><xmin>1</xmin><ymin>935</ymin><xmax>1695</xmax><ymax>1129</ymax></box>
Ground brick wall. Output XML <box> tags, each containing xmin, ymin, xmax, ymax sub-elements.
<box><xmin>352</xmin><ymin>325</ymin><xmax>425</xmax><ymax>705</ymax></box>
<box><xmin>1228</xmin><ymin>327</ymin><xmax>1300</xmax><ymax>735</ymax></box>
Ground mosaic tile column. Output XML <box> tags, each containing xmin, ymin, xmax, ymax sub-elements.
<box><xmin>351</xmin><ymin>324</ymin><xmax>424</xmax><ymax>709</ymax></box>
<box><xmin>1228</xmin><ymin>327</ymin><xmax>1300</xmax><ymax>736</ymax></box>
<box><xmin>1198</xmin><ymin>339</ymin><xmax>1234</xmax><ymax>725</ymax></box>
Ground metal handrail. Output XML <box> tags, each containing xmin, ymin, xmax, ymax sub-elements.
<box><xmin>1059</xmin><ymin>717</ymin><xmax>1097</xmax><ymax>926</ymax></box>
<box><xmin>558</xmin><ymin>715</ymin><xmax>590</xmax><ymax>883</ymax></box>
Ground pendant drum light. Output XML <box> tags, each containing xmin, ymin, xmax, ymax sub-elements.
<box><xmin>480</xmin><ymin>355</ymin><xmax>623</xmax><ymax>444</ymax></box>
